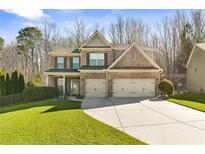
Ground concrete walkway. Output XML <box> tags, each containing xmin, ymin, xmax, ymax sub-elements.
<box><xmin>82</xmin><ymin>97</ymin><xmax>205</xmax><ymax>144</ymax></box>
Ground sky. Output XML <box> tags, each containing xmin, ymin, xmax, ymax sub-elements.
<box><xmin>0</xmin><ymin>9</ymin><xmax>193</xmax><ymax>44</ymax></box>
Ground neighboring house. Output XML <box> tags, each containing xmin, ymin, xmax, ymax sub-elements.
<box><xmin>186</xmin><ymin>43</ymin><xmax>205</xmax><ymax>92</ymax></box>
<box><xmin>45</xmin><ymin>31</ymin><xmax>162</xmax><ymax>97</ymax></box>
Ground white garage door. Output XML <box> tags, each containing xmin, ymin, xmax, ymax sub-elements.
<box><xmin>85</xmin><ymin>79</ymin><xmax>106</xmax><ymax>97</ymax></box>
<box><xmin>112</xmin><ymin>79</ymin><xmax>155</xmax><ymax>97</ymax></box>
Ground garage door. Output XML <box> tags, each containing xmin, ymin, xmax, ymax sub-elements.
<box><xmin>112</xmin><ymin>79</ymin><xmax>155</xmax><ymax>97</ymax></box>
<box><xmin>85</xmin><ymin>79</ymin><xmax>106</xmax><ymax>97</ymax></box>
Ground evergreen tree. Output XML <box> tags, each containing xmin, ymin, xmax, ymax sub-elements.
<box><xmin>10</xmin><ymin>72</ymin><xmax>15</xmax><ymax>94</ymax></box>
<box><xmin>19</xmin><ymin>73</ymin><xmax>25</xmax><ymax>92</ymax></box>
<box><xmin>13</xmin><ymin>70</ymin><xmax>19</xmax><ymax>93</ymax></box>
<box><xmin>0</xmin><ymin>75</ymin><xmax>6</xmax><ymax>96</ymax></box>
<box><xmin>177</xmin><ymin>23</ymin><xmax>194</xmax><ymax>73</ymax></box>
<box><xmin>5</xmin><ymin>73</ymin><xmax>11</xmax><ymax>95</ymax></box>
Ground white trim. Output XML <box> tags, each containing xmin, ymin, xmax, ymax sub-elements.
<box><xmin>63</xmin><ymin>75</ymin><xmax>65</xmax><ymax>94</ymax></box>
<box><xmin>44</xmin><ymin>72</ymin><xmax>80</xmax><ymax>76</ymax></box>
<box><xmin>80</xmin><ymin>31</ymin><xmax>113</xmax><ymax>49</ymax></box>
<box><xmin>186</xmin><ymin>45</ymin><xmax>196</xmax><ymax>68</ymax></box>
<box><xmin>107</xmin><ymin>69</ymin><xmax>161</xmax><ymax>73</ymax></box>
<box><xmin>79</xmin><ymin>70</ymin><xmax>106</xmax><ymax>73</ymax></box>
<box><xmin>108</xmin><ymin>42</ymin><xmax>162</xmax><ymax>71</ymax></box>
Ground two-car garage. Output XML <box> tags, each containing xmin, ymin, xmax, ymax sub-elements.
<box><xmin>85</xmin><ymin>78</ymin><xmax>156</xmax><ymax>97</ymax></box>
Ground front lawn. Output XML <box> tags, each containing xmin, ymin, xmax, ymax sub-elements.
<box><xmin>0</xmin><ymin>99</ymin><xmax>145</xmax><ymax>145</ymax></box>
<box><xmin>168</xmin><ymin>93</ymin><xmax>205</xmax><ymax>112</ymax></box>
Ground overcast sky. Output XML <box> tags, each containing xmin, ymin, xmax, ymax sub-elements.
<box><xmin>0</xmin><ymin>9</ymin><xmax>193</xmax><ymax>44</ymax></box>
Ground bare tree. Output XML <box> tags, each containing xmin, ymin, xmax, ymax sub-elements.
<box><xmin>64</xmin><ymin>18</ymin><xmax>91</xmax><ymax>47</ymax></box>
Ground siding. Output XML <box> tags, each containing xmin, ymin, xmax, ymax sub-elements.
<box><xmin>187</xmin><ymin>46</ymin><xmax>205</xmax><ymax>92</ymax></box>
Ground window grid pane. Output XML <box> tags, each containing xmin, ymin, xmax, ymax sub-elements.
<box><xmin>57</xmin><ymin>57</ymin><xmax>64</xmax><ymax>69</ymax></box>
<box><xmin>72</xmin><ymin>57</ymin><xmax>80</xmax><ymax>69</ymax></box>
<box><xmin>89</xmin><ymin>53</ymin><xmax>104</xmax><ymax>66</ymax></box>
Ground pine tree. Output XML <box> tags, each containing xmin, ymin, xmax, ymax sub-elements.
<box><xmin>10</xmin><ymin>72</ymin><xmax>15</xmax><ymax>94</ymax></box>
<box><xmin>5</xmin><ymin>73</ymin><xmax>10</xmax><ymax>95</ymax></box>
<box><xmin>13</xmin><ymin>70</ymin><xmax>19</xmax><ymax>93</ymax></box>
<box><xmin>19</xmin><ymin>73</ymin><xmax>25</xmax><ymax>92</ymax></box>
<box><xmin>0</xmin><ymin>75</ymin><xmax>6</xmax><ymax>96</ymax></box>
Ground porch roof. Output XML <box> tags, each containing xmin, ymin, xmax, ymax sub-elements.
<box><xmin>45</xmin><ymin>69</ymin><xmax>80</xmax><ymax>72</ymax></box>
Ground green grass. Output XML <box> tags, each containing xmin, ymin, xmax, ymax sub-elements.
<box><xmin>168</xmin><ymin>93</ymin><xmax>205</xmax><ymax>112</ymax></box>
<box><xmin>0</xmin><ymin>99</ymin><xmax>145</xmax><ymax>145</ymax></box>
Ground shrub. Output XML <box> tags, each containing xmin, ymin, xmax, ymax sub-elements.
<box><xmin>23</xmin><ymin>86</ymin><xmax>58</xmax><ymax>102</ymax></box>
<box><xmin>159</xmin><ymin>79</ymin><xmax>174</xmax><ymax>97</ymax></box>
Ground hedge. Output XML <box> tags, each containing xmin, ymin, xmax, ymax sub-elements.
<box><xmin>0</xmin><ymin>93</ymin><xmax>23</xmax><ymax>106</ymax></box>
<box><xmin>23</xmin><ymin>86</ymin><xmax>58</xmax><ymax>102</ymax></box>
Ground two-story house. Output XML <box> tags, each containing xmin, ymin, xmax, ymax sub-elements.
<box><xmin>45</xmin><ymin>31</ymin><xmax>162</xmax><ymax>97</ymax></box>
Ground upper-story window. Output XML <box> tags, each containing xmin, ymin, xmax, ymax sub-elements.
<box><xmin>57</xmin><ymin>57</ymin><xmax>64</xmax><ymax>69</ymax></box>
<box><xmin>72</xmin><ymin>57</ymin><xmax>80</xmax><ymax>69</ymax></box>
<box><xmin>89</xmin><ymin>53</ymin><xmax>104</xmax><ymax>66</ymax></box>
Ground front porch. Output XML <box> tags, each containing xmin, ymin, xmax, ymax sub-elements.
<box><xmin>45</xmin><ymin>71</ymin><xmax>80</xmax><ymax>96</ymax></box>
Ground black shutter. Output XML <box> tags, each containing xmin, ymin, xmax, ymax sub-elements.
<box><xmin>70</xmin><ymin>57</ymin><xmax>73</xmax><ymax>69</ymax></box>
<box><xmin>104</xmin><ymin>53</ymin><xmax>107</xmax><ymax>66</ymax></box>
<box><xmin>87</xmin><ymin>53</ymin><xmax>90</xmax><ymax>66</ymax></box>
<box><xmin>64</xmin><ymin>57</ymin><xmax>67</xmax><ymax>69</ymax></box>
<box><xmin>54</xmin><ymin>57</ymin><xmax>57</xmax><ymax>68</ymax></box>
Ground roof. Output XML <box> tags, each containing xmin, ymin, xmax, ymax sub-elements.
<box><xmin>113</xmin><ymin>44</ymin><xmax>156</xmax><ymax>51</ymax></box>
<box><xmin>45</xmin><ymin>69</ymin><xmax>79</xmax><ymax>72</ymax></box>
<box><xmin>48</xmin><ymin>48</ymin><xmax>80</xmax><ymax>56</ymax></box>
<box><xmin>186</xmin><ymin>43</ymin><xmax>205</xmax><ymax>67</ymax></box>
<box><xmin>110</xmin><ymin>66</ymin><xmax>158</xmax><ymax>70</ymax></box>
<box><xmin>79</xmin><ymin>66</ymin><xmax>108</xmax><ymax>70</ymax></box>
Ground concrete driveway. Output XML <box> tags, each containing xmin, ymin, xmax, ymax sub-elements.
<box><xmin>82</xmin><ymin>97</ymin><xmax>205</xmax><ymax>144</ymax></box>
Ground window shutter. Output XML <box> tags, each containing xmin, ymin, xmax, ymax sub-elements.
<box><xmin>64</xmin><ymin>57</ymin><xmax>67</xmax><ymax>69</ymax></box>
<box><xmin>87</xmin><ymin>53</ymin><xmax>90</xmax><ymax>66</ymax></box>
<box><xmin>70</xmin><ymin>57</ymin><xmax>73</xmax><ymax>69</ymax></box>
<box><xmin>54</xmin><ymin>57</ymin><xmax>57</xmax><ymax>68</ymax></box>
<box><xmin>104</xmin><ymin>53</ymin><xmax>107</xmax><ymax>66</ymax></box>
<box><xmin>54</xmin><ymin>78</ymin><xmax>57</xmax><ymax>87</ymax></box>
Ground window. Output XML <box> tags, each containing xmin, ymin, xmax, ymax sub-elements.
<box><xmin>72</xmin><ymin>57</ymin><xmax>80</xmax><ymax>69</ymax></box>
<box><xmin>57</xmin><ymin>57</ymin><xmax>64</xmax><ymax>69</ymax></box>
<box><xmin>89</xmin><ymin>53</ymin><xmax>104</xmax><ymax>66</ymax></box>
<box><xmin>57</xmin><ymin>78</ymin><xmax>63</xmax><ymax>94</ymax></box>
<box><xmin>194</xmin><ymin>58</ymin><xmax>197</xmax><ymax>73</ymax></box>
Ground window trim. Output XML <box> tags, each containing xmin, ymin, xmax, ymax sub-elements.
<box><xmin>72</xmin><ymin>57</ymin><xmax>80</xmax><ymax>69</ymax></box>
<box><xmin>89</xmin><ymin>53</ymin><xmax>105</xmax><ymax>66</ymax></box>
<box><xmin>56</xmin><ymin>57</ymin><xmax>65</xmax><ymax>69</ymax></box>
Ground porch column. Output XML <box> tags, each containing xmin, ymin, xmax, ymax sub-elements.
<box><xmin>45</xmin><ymin>75</ymin><xmax>48</xmax><ymax>86</ymax></box>
<box><xmin>63</xmin><ymin>75</ymin><xmax>66</xmax><ymax>94</ymax></box>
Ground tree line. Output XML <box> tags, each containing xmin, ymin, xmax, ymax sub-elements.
<box><xmin>0</xmin><ymin>10</ymin><xmax>205</xmax><ymax>84</ymax></box>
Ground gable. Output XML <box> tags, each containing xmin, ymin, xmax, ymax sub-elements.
<box><xmin>84</xmin><ymin>35</ymin><xmax>109</xmax><ymax>47</ymax></box>
<box><xmin>186</xmin><ymin>43</ymin><xmax>205</xmax><ymax>68</ymax></box>
<box><xmin>81</xmin><ymin>32</ymin><xmax>112</xmax><ymax>48</ymax></box>
<box><xmin>113</xmin><ymin>46</ymin><xmax>154</xmax><ymax>68</ymax></box>
<box><xmin>108</xmin><ymin>43</ymin><xmax>161</xmax><ymax>70</ymax></box>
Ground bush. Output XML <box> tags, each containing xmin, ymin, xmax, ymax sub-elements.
<box><xmin>159</xmin><ymin>79</ymin><xmax>174</xmax><ymax>97</ymax></box>
<box><xmin>0</xmin><ymin>93</ymin><xmax>23</xmax><ymax>106</ymax></box>
<box><xmin>23</xmin><ymin>86</ymin><xmax>58</xmax><ymax>102</ymax></box>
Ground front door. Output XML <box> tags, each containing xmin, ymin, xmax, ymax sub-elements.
<box><xmin>71</xmin><ymin>80</ymin><xmax>80</xmax><ymax>96</ymax></box>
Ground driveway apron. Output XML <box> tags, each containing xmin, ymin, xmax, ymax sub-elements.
<box><xmin>82</xmin><ymin>97</ymin><xmax>205</xmax><ymax>144</ymax></box>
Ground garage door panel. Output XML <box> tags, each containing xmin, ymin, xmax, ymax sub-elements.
<box><xmin>85</xmin><ymin>79</ymin><xmax>106</xmax><ymax>97</ymax></box>
<box><xmin>112</xmin><ymin>79</ymin><xmax>155</xmax><ymax>97</ymax></box>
